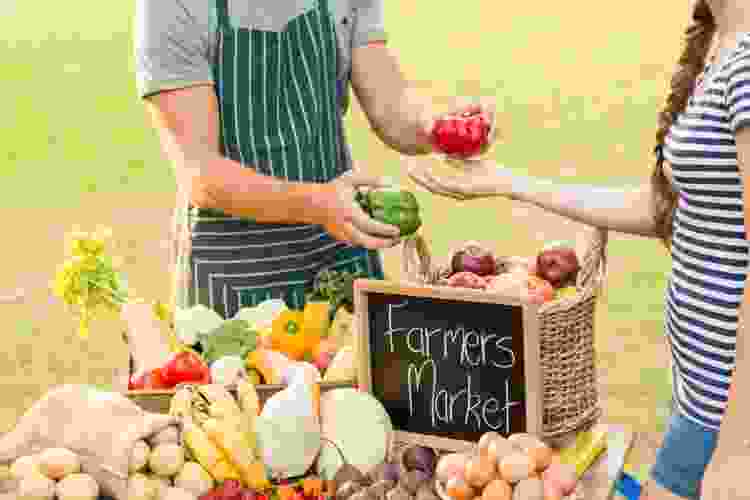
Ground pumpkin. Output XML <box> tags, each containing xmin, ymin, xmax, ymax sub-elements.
<box><xmin>271</xmin><ymin>310</ymin><xmax>306</xmax><ymax>360</ymax></box>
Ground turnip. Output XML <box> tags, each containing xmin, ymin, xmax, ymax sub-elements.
<box><xmin>130</xmin><ymin>440</ymin><xmax>151</xmax><ymax>473</ymax></box>
<box><xmin>17</xmin><ymin>472</ymin><xmax>55</xmax><ymax>500</ymax></box>
<box><xmin>11</xmin><ymin>454</ymin><xmax>39</xmax><ymax>479</ymax></box>
<box><xmin>149</xmin><ymin>443</ymin><xmax>185</xmax><ymax>477</ymax></box>
<box><xmin>174</xmin><ymin>461</ymin><xmax>213</xmax><ymax>497</ymax></box>
<box><xmin>55</xmin><ymin>472</ymin><xmax>99</xmax><ymax>500</ymax></box>
<box><xmin>36</xmin><ymin>447</ymin><xmax>81</xmax><ymax>480</ymax></box>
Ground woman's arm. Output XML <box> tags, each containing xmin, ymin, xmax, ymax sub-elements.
<box><xmin>407</xmin><ymin>157</ymin><xmax>666</xmax><ymax>237</ymax></box>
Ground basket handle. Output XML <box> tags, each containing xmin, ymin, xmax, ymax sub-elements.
<box><xmin>402</xmin><ymin>234</ymin><xmax>437</xmax><ymax>284</ymax></box>
<box><xmin>575</xmin><ymin>226</ymin><xmax>608</xmax><ymax>294</ymax></box>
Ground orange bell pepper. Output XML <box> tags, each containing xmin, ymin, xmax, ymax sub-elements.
<box><xmin>271</xmin><ymin>310</ymin><xmax>306</xmax><ymax>360</ymax></box>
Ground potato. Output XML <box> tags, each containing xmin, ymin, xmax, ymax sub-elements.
<box><xmin>149</xmin><ymin>443</ymin><xmax>185</xmax><ymax>477</ymax></box>
<box><xmin>477</xmin><ymin>433</ymin><xmax>501</xmax><ymax>455</ymax></box>
<box><xmin>486</xmin><ymin>439</ymin><xmax>515</xmax><ymax>468</ymax></box>
<box><xmin>368</xmin><ymin>480</ymin><xmax>396</xmax><ymax>500</ymax></box>
<box><xmin>56</xmin><ymin>473</ymin><xmax>99</xmax><ymax>500</ymax></box>
<box><xmin>464</xmin><ymin>455</ymin><xmax>495</xmax><ymax>489</ymax></box>
<box><xmin>129</xmin><ymin>440</ymin><xmax>151</xmax><ymax>474</ymax></box>
<box><xmin>11</xmin><ymin>455</ymin><xmax>39</xmax><ymax>479</ymax></box>
<box><xmin>480</xmin><ymin>479</ymin><xmax>512</xmax><ymax>500</ymax></box>
<box><xmin>507</xmin><ymin>434</ymin><xmax>542</xmax><ymax>453</ymax></box>
<box><xmin>415</xmin><ymin>483</ymin><xmax>439</xmax><ymax>500</ymax></box>
<box><xmin>337</xmin><ymin>480</ymin><xmax>365</xmax><ymax>500</ymax></box>
<box><xmin>541</xmin><ymin>463</ymin><xmax>577</xmax><ymax>496</ymax></box>
<box><xmin>524</xmin><ymin>444</ymin><xmax>552</xmax><ymax>472</ymax></box>
<box><xmin>445</xmin><ymin>478</ymin><xmax>476</xmax><ymax>500</ymax></box>
<box><xmin>37</xmin><ymin>448</ymin><xmax>81</xmax><ymax>480</ymax></box>
<box><xmin>511</xmin><ymin>478</ymin><xmax>544</xmax><ymax>500</ymax></box>
<box><xmin>386</xmin><ymin>486</ymin><xmax>412</xmax><ymax>500</ymax></box>
<box><xmin>435</xmin><ymin>453</ymin><xmax>469</xmax><ymax>483</ymax></box>
<box><xmin>18</xmin><ymin>472</ymin><xmax>56</xmax><ymax>500</ymax></box>
<box><xmin>498</xmin><ymin>453</ymin><xmax>534</xmax><ymax>484</ymax></box>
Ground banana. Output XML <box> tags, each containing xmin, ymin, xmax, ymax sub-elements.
<box><xmin>196</xmin><ymin>385</ymin><xmax>270</xmax><ymax>489</ymax></box>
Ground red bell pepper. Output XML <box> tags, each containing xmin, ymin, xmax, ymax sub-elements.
<box><xmin>161</xmin><ymin>350</ymin><xmax>211</xmax><ymax>387</ymax></box>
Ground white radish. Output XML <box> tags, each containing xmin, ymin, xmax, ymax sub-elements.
<box><xmin>37</xmin><ymin>447</ymin><xmax>81</xmax><ymax>480</ymax></box>
<box><xmin>56</xmin><ymin>472</ymin><xmax>99</xmax><ymax>500</ymax></box>
<box><xmin>149</xmin><ymin>443</ymin><xmax>185</xmax><ymax>477</ymax></box>
<box><xmin>130</xmin><ymin>440</ymin><xmax>151</xmax><ymax>473</ymax></box>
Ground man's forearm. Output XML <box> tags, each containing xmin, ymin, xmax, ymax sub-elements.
<box><xmin>367</xmin><ymin>86</ymin><xmax>434</xmax><ymax>156</ymax></box>
<box><xmin>507</xmin><ymin>174</ymin><xmax>660</xmax><ymax>237</ymax></box>
<box><xmin>179</xmin><ymin>149</ymin><xmax>321</xmax><ymax>224</ymax></box>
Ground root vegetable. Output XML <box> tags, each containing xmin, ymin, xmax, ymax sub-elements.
<box><xmin>524</xmin><ymin>444</ymin><xmax>552</xmax><ymax>472</ymax></box>
<box><xmin>55</xmin><ymin>473</ymin><xmax>99</xmax><ymax>500</ymax></box>
<box><xmin>477</xmin><ymin>433</ymin><xmax>500</xmax><ymax>455</ymax></box>
<box><xmin>464</xmin><ymin>455</ymin><xmax>495</xmax><ymax>489</ymax></box>
<box><xmin>481</xmin><ymin>479</ymin><xmax>512</xmax><ymax>500</ymax></box>
<box><xmin>149</xmin><ymin>426</ymin><xmax>181</xmax><ymax>447</ymax></box>
<box><xmin>350</xmin><ymin>489</ymin><xmax>376</xmax><ymax>500</ymax></box>
<box><xmin>11</xmin><ymin>455</ymin><xmax>39</xmax><ymax>479</ymax></box>
<box><xmin>130</xmin><ymin>440</ymin><xmax>151</xmax><ymax>473</ymax></box>
<box><xmin>36</xmin><ymin>447</ymin><xmax>81</xmax><ymax>480</ymax></box>
<box><xmin>128</xmin><ymin>473</ymin><xmax>157</xmax><ymax>500</ymax></box>
<box><xmin>149</xmin><ymin>443</ymin><xmax>185</xmax><ymax>477</ymax></box>
<box><xmin>498</xmin><ymin>453</ymin><xmax>534</xmax><ymax>484</ymax></box>
<box><xmin>174</xmin><ymin>462</ymin><xmax>213</xmax><ymax>497</ymax></box>
<box><xmin>0</xmin><ymin>464</ymin><xmax>10</xmax><ymax>481</ymax></box>
<box><xmin>435</xmin><ymin>453</ymin><xmax>468</xmax><ymax>483</ymax></box>
<box><xmin>368</xmin><ymin>479</ymin><xmax>396</xmax><ymax>500</ymax></box>
<box><xmin>385</xmin><ymin>486</ymin><xmax>412</xmax><ymax>500</ymax></box>
<box><xmin>486</xmin><ymin>439</ymin><xmax>515</xmax><ymax>469</ymax></box>
<box><xmin>402</xmin><ymin>446</ymin><xmax>436</xmax><ymax>475</ymax></box>
<box><xmin>370</xmin><ymin>462</ymin><xmax>400</xmax><ymax>483</ymax></box>
<box><xmin>450</xmin><ymin>243</ymin><xmax>497</xmax><ymax>277</ymax></box>
<box><xmin>541</xmin><ymin>463</ymin><xmax>577</xmax><ymax>496</ymax></box>
<box><xmin>163</xmin><ymin>486</ymin><xmax>197</xmax><ymax>500</ymax></box>
<box><xmin>506</xmin><ymin>434</ymin><xmax>540</xmax><ymax>452</ymax></box>
<box><xmin>415</xmin><ymin>483</ymin><xmax>439</xmax><ymax>500</ymax></box>
<box><xmin>541</xmin><ymin>480</ymin><xmax>563</xmax><ymax>500</ymax></box>
<box><xmin>511</xmin><ymin>478</ymin><xmax>544</xmax><ymax>500</ymax></box>
<box><xmin>445</xmin><ymin>478</ymin><xmax>475</xmax><ymax>500</ymax></box>
<box><xmin>18</xmin><ymin>472</ymin><xmax>55</xmax><ymax>500</ymax></box>
<box><xmin>400</xmin><ymin>469</ymin><xmax>429</xmax><ymax>495</ymax></box>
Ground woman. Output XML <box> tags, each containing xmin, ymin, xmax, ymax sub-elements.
<box><xmin>408</xmin><ymin>1</ymin><xmax>750</xmax><ymax>498</ymax></box>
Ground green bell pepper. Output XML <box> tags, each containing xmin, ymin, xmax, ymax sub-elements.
<box><xmin>355</xmin><ymin>187</ymin><xmax>422</xmax><ymax>237</ymax></box>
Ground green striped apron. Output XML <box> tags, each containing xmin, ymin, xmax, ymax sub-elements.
<box><xmin>173</xmin><ymin>0</ymin><xmax>384</xmax><ymax>319</ymax></box>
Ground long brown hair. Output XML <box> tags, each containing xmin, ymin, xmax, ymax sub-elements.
<box><xmin>652</xmin><ymin>0</ymin><xmax>716</xmax><ymax>246</ymax></box>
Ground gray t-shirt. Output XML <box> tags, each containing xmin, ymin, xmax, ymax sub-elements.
<box><xmin>134</xmin><ymin>0</ymin><xmax>387</xmax><ymax>99</ymax></box>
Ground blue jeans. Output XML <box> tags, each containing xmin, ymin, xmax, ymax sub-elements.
<box><xmin>649</xmin><ymin>402</ymin><xmax>719</xmax><ymax>499</ymax></box>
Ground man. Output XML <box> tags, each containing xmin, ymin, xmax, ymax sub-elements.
<box><xmin>134</xmin><ymin>0</ymin><xmax>494</xmax><ymax>318</ymax></box>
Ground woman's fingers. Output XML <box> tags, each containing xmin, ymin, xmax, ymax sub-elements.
<box><xmin>408</xmin><ymin>168</ymin><xmax>468</xmax><ymax>201</ymax></box>
<box><xmin>344</xmin><ymin>170</ymin><xmax>394</xmax><ymax>189</ymax></box>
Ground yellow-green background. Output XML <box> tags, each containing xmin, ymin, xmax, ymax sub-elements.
<box><xmin>0</xmin><ymin>0</ymin><xmax>686</xmax><ymax>451</ymax></box>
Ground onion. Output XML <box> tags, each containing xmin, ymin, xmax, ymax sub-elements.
<box><xmin>450</xmin><ymin>242</ymin><xmax>496</xmax><ymax>277</ymax></box>
<box><xmin>402</xmin><ymin>446</ymin><xmax>436</xmax><ymax>475</ymax></box>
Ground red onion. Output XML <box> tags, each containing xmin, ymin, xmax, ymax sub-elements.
<box><xmin>450</xmin><ymin>241</ymin><xmax>496</xmax><ymax>277</ymax></box>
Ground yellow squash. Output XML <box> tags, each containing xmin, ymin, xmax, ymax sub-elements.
<box><xmin>301</xmin><ymin>300</ymin><xmax>330</xmax><ymax>357</ymax></box>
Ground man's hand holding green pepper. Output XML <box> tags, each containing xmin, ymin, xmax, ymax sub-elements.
<box><xmin>355</xmin><ymin>187</ymin><xmax>422</xmax><ymax>237</ymax></box>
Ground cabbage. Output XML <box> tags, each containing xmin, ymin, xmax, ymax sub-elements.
<box><xmin>174</xmin><ymin>305</ymin><xmax>224</xmax><ymax>346</ymax></box>
<box><xmin>234</xmin><ymin>299</ymin><xmax>287</xmax><ymax>330</ymax></box>
<box><xmin>316</xmin><ymin>389</ymin><xmax>392</xmax><ymax>479</ymax></box>
<box><xmin>210</xmin><ymin>356</ymin><xmax>247</xmax><ymax>386</ymax></box>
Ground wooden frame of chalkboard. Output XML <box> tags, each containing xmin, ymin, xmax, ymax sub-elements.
<box><xmin>354</xmin><ymin>279</ymin><xmax>542</xmax><ymax>452</ymax></box>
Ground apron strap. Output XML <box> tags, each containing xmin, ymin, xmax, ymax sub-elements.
<box><xmin>214</xmin><ymin>0</ymin><xmax>232</xmax><ymax>32</ymax></box>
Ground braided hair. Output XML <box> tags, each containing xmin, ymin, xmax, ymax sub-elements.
<box><xmin>651</xmin><ymin>0</ymin><xmax>716</xmax><ymax>246</ymax></box>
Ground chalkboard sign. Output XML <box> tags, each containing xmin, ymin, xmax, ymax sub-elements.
<box><xmin>354</xmin><ymin>279</ymin><xmax>542</xmax><ymax>451</ymax></box>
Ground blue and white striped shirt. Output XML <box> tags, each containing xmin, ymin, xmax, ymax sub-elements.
<box><xmin>663</xmin><ymin>33</ymin><xmax>750</xmax><ymax>431</ymax></box>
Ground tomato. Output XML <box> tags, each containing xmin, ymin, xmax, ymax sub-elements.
<box><xmin>129</xmin><ymin>367</ymin><xmax>171</xmax><ymax>390</ymax></box>
<box><xmin>161</xmin><ymin>351</ymin><xmax>211</xmax><ymax>387</ymax></box>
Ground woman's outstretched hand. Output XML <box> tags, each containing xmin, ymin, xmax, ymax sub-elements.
<box><xmin>405</xmin><ymin>156</ymin><xmax>513</xmax><ymax>201</ymax></box>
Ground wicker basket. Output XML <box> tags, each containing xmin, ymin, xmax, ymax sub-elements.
<box><xmin>400</xmin><ymin>227</ymin><xmax>608</xmax><ymax>441</ymax></box>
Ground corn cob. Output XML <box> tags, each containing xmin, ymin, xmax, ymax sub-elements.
<box><xmin>169</xmin><ymin>386</ymin><xmax>242</xmax><ymax>482</ymax></box>
<box><xmin>197</xmin><ymin>385</ymin><xmax>270</xmax><ymax>489</ymax></box>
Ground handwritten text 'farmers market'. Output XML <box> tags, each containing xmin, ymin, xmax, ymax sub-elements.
<box><xmin>384</xmin><ymin>302</ymin><xmax>521</xmax><ymax>433</ymax></box>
